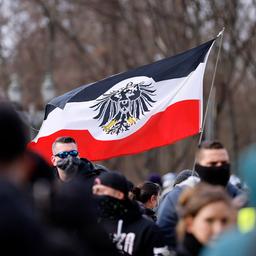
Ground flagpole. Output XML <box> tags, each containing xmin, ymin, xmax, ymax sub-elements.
<box><xmin>192</xmin><ymin>28</ymin><xmax>225</xmax><ymax>172</ymax></box>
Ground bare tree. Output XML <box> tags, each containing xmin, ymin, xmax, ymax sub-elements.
<box><xmin>1</xmin><ymin>0</ymin><xmax>256</xmax><ymax>182</ymax></box>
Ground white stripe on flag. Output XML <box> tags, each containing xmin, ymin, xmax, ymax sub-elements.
<box><xmin>34</xmin><ymin>61</ymin><xmax>207</xmax><ymax>142</ymax></box>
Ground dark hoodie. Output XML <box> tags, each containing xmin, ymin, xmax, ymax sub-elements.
<box><xmin>77</xmin><ymin>158</ymin><xmax>108</xmax><ymax>187</ymax></box>
<box><xmin>137</xmin><ymin>201</ymin><xmax>157</xmax><ymax>222</ymax></box>
<box><xmin>144</xmin><ymin>208</ymin><xmax>157</xmax><ymax>222</ymax></box>
<box><xmin>0</xmin><ymin>179</ymin><xmax>47</xmax><ymax>256</ymax></box>
<box><xmin>97</xmin><ymin>196</ymin><xmax>170</xmax><ymax>256</ymax></box>
<box><xmin>49</xmin><ymin>179</ymin><xmax>120</xmax><ymax>256</ymax></box>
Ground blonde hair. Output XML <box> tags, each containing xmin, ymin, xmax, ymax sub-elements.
<box><xmin>176</xmin><ymin>183</ymin><xmax>232</xmax><ymax>241</ymax></box>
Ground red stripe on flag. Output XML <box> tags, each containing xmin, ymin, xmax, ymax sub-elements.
<box><xmin>28</xmin><ymin>100</ymin><xmax>200</xmax><ymax>162</ymax></box>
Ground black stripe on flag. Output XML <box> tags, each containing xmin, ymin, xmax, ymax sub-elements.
<box><xmin>45</xmin><ymin>39</ymin><xmax>214</xmax><ymax>120</ymax></box>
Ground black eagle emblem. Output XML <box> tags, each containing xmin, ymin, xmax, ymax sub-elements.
<box><xmin>91</xmin><ymin>80</ymin><xmax>156</xmax><ymax>135</ymax></box>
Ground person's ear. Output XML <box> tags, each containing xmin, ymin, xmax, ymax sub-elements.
<box><xmin>94</xmin><ymin>178</ymin><xmax>101</xmax><ymax>185</ymax></box>
<box><xmin>150</xmin><ymin>195</ymin><xmax>157</xmax><ymax>207</ymax></box>
<box><xmin>151</xmin><ymin>195</ymin><xmax>157</xmax><ymax>202</ymax></box>
<box><xmin>186</xmin><ymin>216</ymin><xmax>194</xmax><ymax>234</ymax></box>
<box><xmin>115</xmin><ymin>191</ymin><xmax>125</xmax><ymax>200</ymax></box>
<box><xmin>51</xmin><ymin>155</ymin><xmax>57</xmax><ymax>166</ymax></box>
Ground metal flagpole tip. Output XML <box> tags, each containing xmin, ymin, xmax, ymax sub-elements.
<box><xmin>217</xmin><ymin>27</ymin><xmax>225</xmax><ymax>37</ymax></box>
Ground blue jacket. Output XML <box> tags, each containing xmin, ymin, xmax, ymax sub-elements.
<box><xmin>156</xmin><ymin>185</ymin><xmax>184</xmax><ymax>249</ymax></box>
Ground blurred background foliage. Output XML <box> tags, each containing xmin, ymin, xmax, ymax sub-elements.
<box><xmin>0</xmin><ymin>0</ymin><xmax>256</xmax><ymax>182</ymax></box>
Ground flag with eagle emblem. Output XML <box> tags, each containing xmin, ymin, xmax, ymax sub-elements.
<box><xmin>29</xmin><ymin>38</ymin><xmax>215</xmax><ymax>161</ymax></box>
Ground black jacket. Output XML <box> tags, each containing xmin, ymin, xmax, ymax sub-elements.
<box><xmin>49</xmin><ymin>179</ymin><xmax>120</xmax><ymax>256</ymax></box>
<box><xmin>176</xmin><ymin>233</ymin><xmax>203</xmax><ymax>256</ymax></box>
<box><xmin>97</xmin><ymin>197</ymin><xmax>170</xmax><ymax>256</ymax></box>
<box><xmin>136</xmin><ymin>201</ymin><xmax>157</xmax><ymax>222</ymax></box>
<box><xmin>144</xmin><ymin>208</ymin><xmax>157</xmax><ymax>222</ymax></box>
<box><xmin>55</xmin><ymin>158</ymin><xmax>108</xmax><ymax>188</ymax></box>
<box><xmin>77</xmin><ymin>158</ymin><xmax>108</xmax><ymax>187</ymax></box>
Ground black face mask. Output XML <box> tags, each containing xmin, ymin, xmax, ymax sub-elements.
<box><xmin>57</xmin><ymin>155</ymin><xmax>80</xmax><ymax>177</ymax></box>
<box><xmin>195</xmin><ymin>163</ymin><xmax>231</xmax><ymax>187</ymax></box>
<box><xmin>95</xmin><ymin>195</ymin><xmax>128</xmax><ymax>219</ymax></box>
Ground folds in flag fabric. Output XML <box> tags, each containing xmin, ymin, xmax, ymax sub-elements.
<box><xmin>29</xmin><ymin>39</ymin><xmax>215</xmax><ymax>161</ymax></box>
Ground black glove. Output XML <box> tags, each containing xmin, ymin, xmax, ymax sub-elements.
<box><xmin>57</xmin><ymin>155</ymin><xmax>81</xmax><ymax>177</ymax></box>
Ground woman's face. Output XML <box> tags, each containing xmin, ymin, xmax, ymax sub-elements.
<box><xmin>187</xmin><ymin>201</ymin><xmax>233</xmax><ymax>245</ymax></box>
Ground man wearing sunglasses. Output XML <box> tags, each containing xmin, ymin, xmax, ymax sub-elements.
<box><xmin>51</xmin><ymin>136</ymin><xmax>107</xmax><ymax>183</ymax></box>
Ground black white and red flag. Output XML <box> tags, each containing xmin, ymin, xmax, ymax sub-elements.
<box><xmin>29</xmin><ymin>39</ymin><xmax>215</xmax><ymax>161</ymax></box>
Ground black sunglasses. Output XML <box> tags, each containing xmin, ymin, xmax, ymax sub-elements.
<box><xmin>54</xmin><ymin>150</ymin><xmax>78</xmax><ymax>159</ymax></box>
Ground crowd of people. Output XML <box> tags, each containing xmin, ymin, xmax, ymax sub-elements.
<box><xmin>0</xmin><ymin>100</ymin><xmax>255</xmax><ymax>256</ymax></box>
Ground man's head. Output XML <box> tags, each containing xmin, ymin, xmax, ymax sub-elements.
<box><xmin>195</xmin><ymin>141</ymin><xmax>229</xmax><ymax>167</ymax></box>
<box><xmin>0</xmin><ymin>101</ymin><xmax>29</xmax><ymax>165</ymax></box>
<box><xmin>195</xmin><ymin>141</ymin><xmax>231</xmax><ymax>187</ymax></box>
<box><xmin>92</xmin><ymin>172</ymin><xmax>129</xmax><ymax>200</ymax></box>
<box><xmin>51</xmin><ymin>136</ymin><xmax>79</xmax><ymax>181</ymax></box>
<box><xmin>0</xmin><ymin>101</ymin><xmax>30</xmax><ymax>184</ymax></box>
